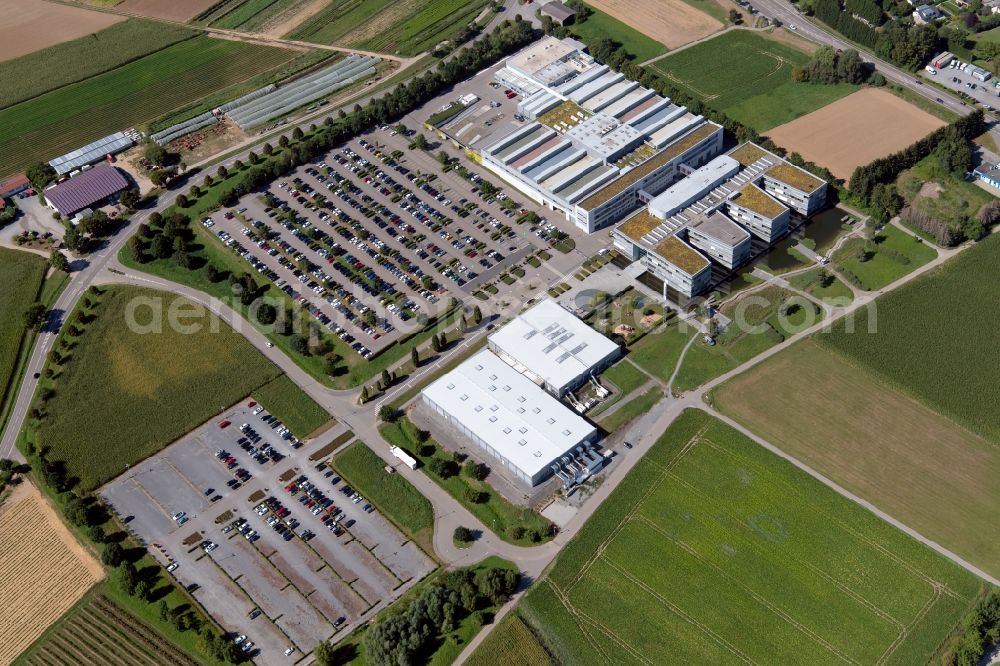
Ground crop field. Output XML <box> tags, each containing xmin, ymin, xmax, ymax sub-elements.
<box><xmin>465</xmin><ymin>613</ymin><xmax>554</xmax><ymax>666</ymax></box>
<box><xmin>0</xmin><ymin>0</ymin><xmax>124</xmax><ymax>61</ymax></box>
<box><xmin>35</xmin><ymin>285</ymin><xmax>284</xmax><ymax>491</ymax></box>
<box><xmin>288</xmin><ymin>0</ymin><xmax>490</xmax><ymax>56</ymax></box>
<box><xmin>825</xmin><ymin>232</ymin><xmax>1000</xmax><ymax>441</ymax></box>
<box><xmin>251</xmin><ymin>374</ymin><xmax>330</xmax><ymax>438</ymax></box>
<box><xmin>832</xmin><ymin>225</ymin><xmax>936</xmax><ymax>291</ymax></box>
<box><xmin>0</xmin><ymin>249</ymin><xmax>47</xmax><ymax>422</ymax></box>
<box><xmin>650</xmin><ymin>30</ymin><xmax>857</xmax><ymax>131</ymax></box>
<box><xmin>519</xmin><ymin>409</ymin><xmax>985</xmax><ymax>665</ymax></box>
<box><xmin>331</xmin><ymin>441</ymin><xmax>434</xmax><ymax>544</ymax></box>
<box><xmin>211</xmin><ymin>0</ymin><xmax>280</xmax><ymax>29</ymax></box>
<box><xmin>16</xmin><ymin>590</ymin><xmax>200</xmax><ymax>666</ymax></box>
<box><xmin>585</xmin><ymin>0</ymin><xmax>721</xmax><ymax>50</ymax></box>
<box><xmin>117</xmin><ymin>0</ymin><xmax>220</xmax><ymax>22</ymax></box>
<box><xmin>0</xmin><ymin>20</ymin><xmax>195</xmax><ymax>110</ymax></box>
<box><xmin>0</xmin><ymin>484</ymin><xmax>104</xmax><ymax>664</ymax></box>
<box><xmin>0</xmin><ymin>36</ymin><xmax>297</xmax><ymax>178</ymax></box>
<box><xmin>570</xmin><ymin>5</ymin><xmax>669</xmax><ymax>63</ymax></box>
<box><xmin>713</xmin><ymin>338</ymin><xmax>1000</xmax><ymax>578</ymax></box>
<box><xmin>766</xmin><ymin>88</ymin><xmax>947</xmax><ymax>179</ymax></box>
<box><xmin>672</xmin><ymin>285</ymin><xmax>823</xmax><ymax>392</ymax></box>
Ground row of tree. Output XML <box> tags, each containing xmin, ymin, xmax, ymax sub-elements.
<box><xmin>811</xmin><ymin>0</ymin><xmax>941</xmax><ymax>70</ymax></box>
<box><xmin>792</xmin><ymin>46</ymin><xmax>869</xmax><ymax>84</ymax></box>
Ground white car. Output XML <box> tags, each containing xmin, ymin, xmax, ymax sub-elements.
<box><xmin>234</xmin><ymin>635</ymin><xmax>246</xmax><ymax>645</ymax></box>
<box><xmin>252</xmin><ymin>406</ymin><xmax>264</xmax><ymax>415</ymax></box>
<box><xmin>166</xmin><ymin>562</ymin><xmax>179</xmax><ymax>572</ymax></box>
<box><xmin>284</xmin><ymin>647</ymin><xmax>296</xmax><ymax>657</ymax></box>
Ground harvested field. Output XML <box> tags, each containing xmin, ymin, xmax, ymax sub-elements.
<box><xmin>0</xmin><ymin>483</ymin><xmax>104</xmax><ymax>664</ymax></box>
<box><xmin>0</xmin><ymin>0</ymin><xmax>124</xmax><ymax>61</ymax></box>
<box><xmin>714</xmin><ymin>339</ymin><xmax>1000</xmax><ymax>579</ymax></box>
<box><xmin>117</xmin><ymin>0</ymin><xmax>220</xmax><ymax>21</ymax></box>
<box><xmin>766</xmin><ymin>88</ymin><xmax>946</xmax><ymax>179</ymax></box>
<box><xmin>584</xmin><ymin>0</ymin><xmax>722</xmax><ymax>50</ymax></box>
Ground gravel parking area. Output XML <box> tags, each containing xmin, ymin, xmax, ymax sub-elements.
<box><xmin>102</xmin><ymin>402</ymin><xmax>435</xmax><ymax>663</ymax></box>
<box><xmin>922</xmin><ymin>58</ymin><xmax>1000</xmax><ymax>114</ymax></box>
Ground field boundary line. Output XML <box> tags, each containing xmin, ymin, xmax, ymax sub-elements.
<box><xmin>543</xmin><ymin>580</ymin><xmax>617</xmax><ymax>663</ymax></box>
<box><xmin>876</xmin><ymin>584</ymin><xmax>941</xmax><ymax>666</ymax></box>
<box><xmin>603</xmin><ymin>557</ymin><xmax>759</xmax><ymax>665</ymax></box>
<box><xmin>636</xmin><ymin>515</ymin><xmax>861</xmax><ymax>665</ymax></box>
<box><xmin>802</xmin><ymin>562</ymin><xmax>906</xmax><ymax>630</ymax></box>
<box><xmin>696</xmin><ymin>436</ymin><xmax>966</xmax><ymax>600</ymax></box>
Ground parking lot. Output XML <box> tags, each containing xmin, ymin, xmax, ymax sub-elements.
<box><xmin>102</xmin><ymin>402</ymin><xmax>435</xmax><ymax>663</ymax></box>
<box><xmin>922</xmin><ymin>57</ymin><xmax>1000</xmax><ymax>114</ymax></box>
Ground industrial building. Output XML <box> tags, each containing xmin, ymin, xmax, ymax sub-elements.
<box><xmin>487</xmin><ymin>298</ymin><xmax>621</xmax><ymax>396</ymax></box>
<box><xmin>612</xmin><ymin>142</ymin><xmax>826</xmax><ymax>298</ymax></box>
<box><xmin>44</xmin><ymin>163</ymin><xmax>129</xmax><ymax>217</ymax></box>
<box><xmin>482</xmin><ymin>36</ymin><xmax>724</xmax><ymax>233</ymax></box>
<box><xmin>421</xmin><ymin>349</ymin><xmax>601</xmax><ymax>487</ymax></box>
<box><xmin>48</xmin><ymin>131</ymin><xmax>136</xmax><ymax>176</ymax></box>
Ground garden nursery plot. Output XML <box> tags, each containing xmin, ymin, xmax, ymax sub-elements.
<box><xmin>519</xmin><ymin>409</ymin><xmax>985</xmax><ymax>665</ymax></box>
<box><xmin>650</xmin><ymin>30</ymin><xmax>857</xmax><ymax>131</ymax></box>
<box><xmin>0</xmin><ymin>36</ymin><xmax>296</xmax><ymax>177</ymax></box>
<box><xmin>32</xmin><ymin>285</ymin><xmax>292</xmax><ymax>491</ymax></box>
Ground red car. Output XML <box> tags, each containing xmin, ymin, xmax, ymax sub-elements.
<box><xmin>218</xmin><ymin>420</ymin><xmax>231</xmax><ymax>428</ymax></box>
<box><xmin>247</xmin><ymin>400</ymin><xmax>257</xmax><ymax>408</ymax></box>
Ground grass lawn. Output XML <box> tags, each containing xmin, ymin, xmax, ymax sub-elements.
<box><xmin>464</xmin><ymin>612</ymin><xmax>554</xmax><ymax>666</ymax></box>
<box><xmin>713</xmin><ymin>338</ymin><xmax>1000</xmax><ymax>578</ymax></box>
<box><xmin>380</xmin><ymin>418</ymin><xmax>553</xmax><ymax>544</ymax></box>
<box><xmin>786</xmin><ymin>267</ymin><xmax>854</xmax><ymax>305</ymax></box>
<box><xmin>650</xmin><ymin>30</ymin><xmax>857</xmax><ymax>131</ymax></box>
<box><xmin>288</xmin><ymin>0</ymin><xmax>489</xmax><ymax>56</ymax></box>
<box><xmin>599</xmin><ymin>359</ymin><xmax>649</xmax><ymax>396</ymax></box>
<box><xmin>897</xmin><ymin>154</ymin><xmax>995</xmax><ymax>230</ymax></box>
<box><xmin>251</xmin><ymin>374</ymin><xmax>330</xmax><ymax>438</ymax></box>
<box><xmin>0</xmin><ymin>37</ymin><xmax>297</xmax><ymax>177</ymax></box>
<box><xmin>331</xmin><ymin>441</ymin><xmax>434</xmax><ymax>554</ymax></box>
<box><xmin>625</xmin><ymin>322</ymin><xmax>695</xmax><ymax>383</ymax></box>
<box><xmin>572</xmin><ymin>5</ymin><xmax>669</xmax><ymax>63</ymax></box>
<box><xmin>519</xmin><ymin>409</ymin><xmax>986</xmax><ymax>665</ymax></box>
<box><xmin>823</xmin><ymin>232</ymin><xmax>1000</xmax><ymax>441</ymax></box>
<box><xmin>672</xmin><ymin>286</ymin><xmax>823</xmax><ymax>392</ymax></box>
<box><xmin>32</xmin><ymin>285</ymin><xmax>285</xmax><ymax>491</ymax></box>
<box><xmin>832</xmin><ymin>225</ymin><xmax>936</xmax><ymax>291</ymax></box>
<box><xmin>598</xmin><ymin>386</ymin><xmax>661</xmax><ymax>433</ymax></box>
<box><xmin>0</xmin><ymin>249</ymin><xmax>48</xmax><ymax>427</ymax></box>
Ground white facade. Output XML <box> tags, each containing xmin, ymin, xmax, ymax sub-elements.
<box><xmin>420</xmin><ymin>349</ymin><xmax>598</xmax><ymax>486</ymax></box>
<box><xmin>487</xmin><ymin>298</ymin><xmax>621</xmax><ymax>396</ymax></box>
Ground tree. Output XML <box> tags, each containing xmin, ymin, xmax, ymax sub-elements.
<box><xmin>292</xmin><ymin>127</ymin><xmax>304</xmax><ymax>141</ymax></box>
<box><xmin>149</xmin><ymin>169</ymin><xmax>171</xmax><ymax>187</ymax></box>
<box><xmin>454</xmin><ymin>526</ymin><xmax>473</xmax><ymax>543</ymax></box>
<box><xmin>728</xmin><ymin>8</ymin><xmax>743</xmax><ymax>23</ymax></box>
<box><xmin>248</xmin><ymin>150</ymin><xmax>259</xmax><ymax>165</ymax></box>
<box><xmin>117</xmin><ymin>561</ymin><xmax>139</xmax><ymax>596</ymax></box>
<box><xmin>437</xmin><ymin>150</ymin><xmax>450</xmax><ymax>165</ymax></box>
<box><xmin>144</xmin><ymin>142</ymin><xmax>167</xmax><ymax>167</ymax></box>
<box><xmin>378</xmin><ymin>405</ymin><xmax>399</xmax><ymax>422</ymax></box>
<box><xmin>216</xmin><ymin>165</ymin><xmax>228</xmax><ymax>179</ymax></box>
<box><xmin>151</xmin><ymin>234</ymin><xmax>173</xmax><ymax>259</ymax></box>
<box><xmin>256</xmin><ymin>303</ymin><xmax>277</xmax><ymax>325</ymax></box>
<box><xmin>475</xmin><ymin>567</ymin><xmax>519</xmax><ymax>606</ymax></box>
<box><xmin>49</xmin><ymin>249</ymin><xmax>70</xmax><ymax>272</ymax></box>
<box><xmin>26</xmin><ymin>162</ymin><xmax>57</xmax><ymax>190</ymax></box>
<box><xmin>262</xmin><ymin>142</ymin><xmax>274</xmax><ymax>156</ymax></box>
<box><xmin>64</xmin><ymin>224</ymin><xmax>82</xmax><ymax>252</ymax></box>
<box><xmin>431</xmin><ymin>334</ymin><xmax>442</xmax><ymax>353</ymax></box>
<box><xmin>23</xmin><ymin>303</ymin><xmax>47</xmax><ymax>331</ymax></box>
<box><xmin>428</xmin><ymin>457</ymin><xmax>456</xmax><ymax>478</ymax></box>
<box><xmin>359</xmin><ymin>385</ymin><xmax>370</xmax><ymax>403</ymax></box>
<box><xmin>381</xmin><ymin>369</ymin><xmax>391</xmax><ymax>388</ymax></box>
<box><xmin>464</xmin><ymin>487</ymin><xmax>487</xmax><ymax>503</ymax></box>
<box><xmin>101</xmin><ymin>542</ymin><xmax>125</xmax><ymax>567</ymax></box>
<box><xmin>119</xmin><ymin>189</ymin><xmax>139</xmax><ymax>210</ymax></box>
<box><xmin>411</xmin><ymin>133</ymin><xmax>429</xmax><ymax>150</ymax></box>
<box><xmin>411</xmin><ymin>347</ymin><xmax>420</xmax><ymax>368</ymax></box>
<box><xmin>175</xmin><ymin>194</ymin><xmax>189</xmax><ymax>208</ymax></box>
<box><xmin>313</xmin><ymin>641</ymin><xmax>339</xmax><ymax>666</ymax></box>
<box><xmin>472</xmin><ymin>305</ymin><xmax>482</xmax><ymax>324</ymax></box>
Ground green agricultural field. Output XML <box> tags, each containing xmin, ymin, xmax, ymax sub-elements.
<box><xmin>0</xmin><ymin>20</ymin><xmax>195</xmax><ymax>110</ymax></box>
<box><xmin>464</xmin><ymin>613</ymin><xmax>554</xmax><ymax>666</ymax></box>
<box><xmin>332</xmin><ymin>441</ymin><xmax>434</xmax><ymax>550</ymax></box>
<box><xmin>650</xmin><ymin>30</ymin><xmax>857</xmax><ymax>130</ymax></box>
<box><xmin>289</xmin><ymin>0</ymin><xmax>489</xmax><ymax>56</ymax></box>
<box><xmin>520</xmin><ymin>409</ymin><xmax>986</xmax><ymax>665</ymax></box>
<box><xmin>571</xmin><ymin>5</ymin><xmax>669</xmax><ymax>63</ymax></box>
<box><xmin>212</xmin><ymin>0</ymin><xmax>279</xmax><ymax>29</ymax></box>
<box><xmin>823</xmin><ymin>232</ymin><xmax>1000</xmax><ymax>441</ymax></box>
<box><xmin>0</xmin><ymin>37</ymin><xmax>297</xmax><ymax>178</ymax></box>
<box><xmin>672</xmin><ymin>286</ymin><xmax>823</xmax><ymax>392</ymax></box>
<box><xmin>0</xmin><ymin>249</ymin><xmax>48</xmax><ymax>428</ymax></box>
<box><xmin>832</xmin><ymin>225</ymin><xmax>936</xmax><ymax>291</ymax></box>
<box><xmin>251</xmin><ymin>374</ymin><xmax>330</xmax><ymax>438</ymax></box>
<box><xmin>32</xmin><ymin>285</ymin><xmax>285</xmax><ymax>491</ymax></box>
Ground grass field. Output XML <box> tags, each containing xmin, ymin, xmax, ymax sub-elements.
<box><xmin>649</xmin><ymin>30</ymin><xmax>857</xmax><ymax>131</ymax></box>
<box><xmin>598</xmin><ymin>386</ymin><xmax>661</xmax><ymax>432</ymax></box>
<box><xmin>713</xmin><ymin>338</ymin><xmax>1000</xmax><ymax>579</ymax></box>
<box><xmin>0</xmin><ymin>249</ymin><xmax>47</xmax><ymax>429</ymax></box>
<box><xmin>251</xmin><ymin>374</ymin><xmax>330</xmax><ymax>438</ymax></box>
<box><xmin>0</xmin><ymin>20</ymin><xmax>195</xmax><ymax>110</ymax></box>
<box><xmin>571</xmin><ymin>5</ymin><xmax>669</xmax><ymax>63</ymax></box>
<box><xmin>288</xmin><ymin>0</ymin><xmax>489</xmax><ymax>56</ymax></box>
<box><xmin>599</xmin><ymin>359</ymin><xmax>649</xmax><ymax>396</ymax></box>
<box><xmin>832</xmin><ymin>225</ymin><xmax>936</xmax><ymax>291</ymax></box>
<box><xmin>824</xmin><ymin>232</ymin><xmax>1000</xmax><ymax>441</ymax></box>
<box><xmin>0</xmin><ymin>36</ymin><xmax>297</xmax><ymax>177</ymax></box>
<box><xmin>381</xmin><ymin>418</ymin><xmax>554</xmax><ymax>544</ymax></box>
<box><xmin>33</xmin><ymin>285</ymin><xmax>286</xmax><ymax>491</ymax></box>
<box><xmin>331</xmin><ymin>441</ymin><xmax>434</xmax><ymax>552</ymax></box>
<box><xmin>464</xmin><ymin>613</ymin><xmax>554</xmax><ymax>666</ymax></box>
<box><xmin>786</xmin><ymin>267</ymin><xmax>855</xmax><ymax>305</ymax></box>
<box><xmin>624</xmin><ymin>322</ymin><xmax>694</xmax><ymax>383</ymax></box>
<box><xmin>672</xmin><ymin>285</ymin><xmax>823</xmax><ymax>392</ymax></box>
<box><xmin>519</xmin><ymin>409</ymin><xmax>985</xmax><ymax>664</ymax></box>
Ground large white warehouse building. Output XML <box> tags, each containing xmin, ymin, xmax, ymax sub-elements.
<box><xmin>421</xmin><ymin>349</ymin><xmax>600</xmax><ymax>486</ymax></box>
<box><xmin>487</xmin><ymin>298</ymin><xmax>620</xmax><ymax>396</ymax></box>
